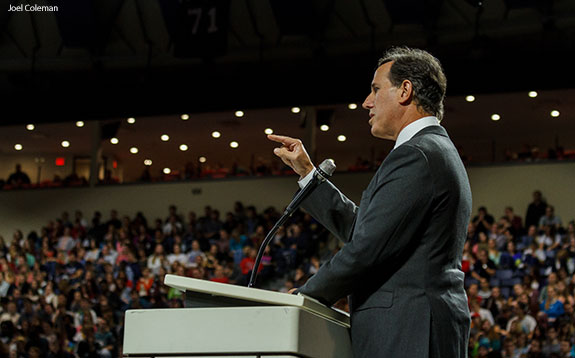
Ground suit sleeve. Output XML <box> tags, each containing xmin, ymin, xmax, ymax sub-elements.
<box><xmin>298</xmin><ymin>145</ymin><xmax>435</xmax><ymax>305</ymax></box>
<box><xmin>300</xmin><ymin>180</ymin><xmax>359</xmax><ymax>243</ymax></box>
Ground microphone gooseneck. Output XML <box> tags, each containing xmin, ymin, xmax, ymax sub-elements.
<box><xmin>247</xmin><ymin>159</ymin><xmax>336</xmax><ymax>288</ymax></box>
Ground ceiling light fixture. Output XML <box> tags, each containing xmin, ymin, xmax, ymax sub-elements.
<box><xmin>230</xmin><ymin>141</ymin><xmax>239</xmax><ymax>148</ymax></box>
<box><xmin>199</xmin><ymin>156</ymin><xmax>207</xmax><ymax>163</ymax></box>
<box><xmin>528</xmin><ymin>91</ymin><xmax>538</xmax><ymax>98</ymax></box>
<box><xmin>264</xmin><ymin>128</ymin><xmax>273</xmax><ymax>135</ymax></box>
<box><xmin>76</xmin><ymin>121</ymin><xmax>85</xmax><ymax>127</ymax></box>
<box><xmin>179</xmin><ymin>144</ymin><xmax>189</xmax><ymax>151</ymax></box>
<box><xmin>127</xmin><ymin>117</ymin><xmax>136</xmax><ymax>124</ymax></box>
<box><xmin>235</xmin><ymin>110</ymin><xmax>244</xmax><ymax>118</ymax></box>
<box><xmin>61</xmin><ymin>140</ymin><xmax>71</xmax><ymax>148</ymax></box>
<box><xmin>130</xmin><ymin>147</ymin><xmax>139</xmax><ymax>154</ymax></box>
<box><xmin>465</xmin><ymin>95</ymin><xmax>475</xmax><ymax>102</ymax></box>
<box><xmin>144</xmin><ymin>159</ymin><xmax>152</xmax><ymax>166</ymax></box>
<box><xmin>291</xmin><ymin>107</ymin><xmax>301</xmax><ymax>114</ymax></box>
<box><xmin>320</xmin><ymin>125</ymin><xmax>330</xmax><ymax>132</ymax></box>
<box><xmin>551</xmin><ymin>110</ymin><xmax>560</xmax><ymax>118</ymax></box>
<box><xmin>337</xmin><ymin>135</ymin><xmax>347</xmax><ymax>142</ymax></box>
<box><xmin>212</xmin><ymin>131</ymin><xmax>221</xmax><ymax>138</ymax></box>
<box><xmin>491</xmin><ymin>114</ymin><xmax>501</xmax><ymax>121</ymax></box>
<box><xmin>161</xmin><ymin>134</ymin><xmax>170</xmax><ymax>142</ymax></box>
<box><xmin>26</xmin><ymin>124</ymin><xmax>35</xmax><ymax>131</ymax></box>
<box><xmin>181</xmin><ymin>114</ymin><xmax>189</xmax><ymax>120</ymax></box>
<box><xmin>110</xmin><ymin>137</ymin><xmax>119</xmax><ymax>144</ymax></box>
<box><xmin>14</xmin><ymin>144</ymin><xmax>23</xmax><ymax>151</ymax></box>
<box><xmin>163</xmin><ymin>168</ymin><xmax>171</xmax><ymax>174</ymax></box>
<box><xmin>348</xmin><ymin>103</ymin><xmax>358</xmax><ymax>110</ymax></box>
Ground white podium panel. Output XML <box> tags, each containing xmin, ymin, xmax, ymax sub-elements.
<box><xmin>123</xmin><ymin>307</ymin><xmax>351</xmax><ymax>358</ymax></box>
<box><xmin>123</xmin><ymin>275</ymin><xmax>352</xmax><ymax>358</ymax></box>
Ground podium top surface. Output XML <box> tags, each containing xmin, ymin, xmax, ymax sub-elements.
<box><xmin>164</xmin><ymin>274</ymin><xmax>350</xmax><ymax>327</ymax></box>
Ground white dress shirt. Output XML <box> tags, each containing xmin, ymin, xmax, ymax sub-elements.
<box><xmin>298</xmin><ymin>116</ymin><xmax>440</xmax><ymax>188</ymax></box>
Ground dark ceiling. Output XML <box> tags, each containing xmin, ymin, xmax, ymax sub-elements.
<box><xmin>1</xmin><ymin>0</ymin><xmax>575</xmax><ymax>125</ymax></box>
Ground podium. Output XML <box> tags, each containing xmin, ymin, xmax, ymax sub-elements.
<box><xmin>123</xmin><ymin>274</ymin><xmax>352</xmax><ymax>358</ymax></box>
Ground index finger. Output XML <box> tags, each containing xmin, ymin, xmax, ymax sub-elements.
<box><xmin>267</xmin><ymin>134</ymin><xmax>300</xmax><ymax>146</ymax></box>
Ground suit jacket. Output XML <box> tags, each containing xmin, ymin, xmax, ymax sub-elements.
<box><xmin>298</xmin><ymin>126</ymin><xmax>472</xmax><ymax>358</ymax></box>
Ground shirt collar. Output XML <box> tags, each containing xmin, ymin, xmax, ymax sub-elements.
<box><xmin>393</xmin><ymin>116</ymin><xmax>440</xmax><ymax>150</ymax></box>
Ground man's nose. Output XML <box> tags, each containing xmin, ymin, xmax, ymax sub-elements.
<box><xmin>362</xmin><ymin>93</ymin><xmax>373</xmax><ymax>109</ymax></box>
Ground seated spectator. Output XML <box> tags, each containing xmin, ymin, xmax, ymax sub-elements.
<box><xmin>503</xmin><ymin>206</ymin><xmax>523</xmax><ymax>237</ymax></box>
<box><xmin>499</xmin><ymin>241</ymin><xmax>523</xmax><ymax>270</ymax></box>
<box><xmin>6</xmin><ymin>164</ymin><xmax>31</xmax><ymax>188</ymax></box>
<box><xmin>167</xmin><ymin>244</ymin><xmax>188</xmax><ymax>267</ymax></box>
<box><xmin>0</xmin><ymin>301</ymin><xmax>21</xmax><ymax>326</ymax></box>
<box><xmin>472</xmin><ymin>249</ymin><xmax>496</xmax><ymax>281</ymax></box>
<box><xmin>506</xmin><ymin>302</ymin><xmax>537</xmax><ymax>335</ymax></box>
<box><xmin>540</xmin><ymin>286</ymin><xmax>565</xmax><ymax>322</ymax></box>
<box><xmin>541</xmin><ymin>326</ymin><xmax>561</xmax><ymax>357</ymax></box>
<box><xmin>57</xmin><ymin>227</ymin><xmax>76</xmax><ymax>253</ymax></box>
<box><xmin>538</xmin><ymin>206</ymin><xmax>562</xmax><ymax>231</ymax></box>
<box><xmin>478</xmin><ymin>278</ymin><xmax>492</xmax><ymax>301</ymax></box>
<box><xmin>487</xmin><ymin>239</ymin><xmax>501</xmax><ymax>266</ymax></box>
<box><xmin>147</xmin><ymin>244</ymin><xmax>166</xmax><ymax>276</ymax></box>
<box><xmin>518</xmin><ymin>225</ymin><xmax>537</xmax><ymax>251</ymax></box>
<box><xmin>187</xmin><ymin>240</ymin><xmax>205</xmax><ymax>268</ymax></box>
<box><xmin>537</xmin><ymin>225</ymin><xmax>562</xmax><ymax>250</ymax></box>
<box><xmin>473</xmin><ymin>207</ymin><xmax>495</xmax><ymax>235</ymax></box>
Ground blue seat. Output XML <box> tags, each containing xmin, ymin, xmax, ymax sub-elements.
<box><xmin>500</xmin><ymin>287</ymin><xmax>511</xmax><ymax>298</ymax></box>
<box><xmin>489</xmin><ymin>278</ymin><xmax>500</xmax><ymax>287</ymax></box>
<box><xmin>501</xmin><ymin>277</ymin><xmax>522</xmax><ymax>287</ymax></box>
<box><xmin>496</xmin><ymin>269</ymin><xmax>513</xmax><ymax>280</ymax></box>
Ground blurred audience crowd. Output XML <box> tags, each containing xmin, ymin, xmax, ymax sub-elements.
<box><xmin>0</xmin><ymin>190</ymin><xmax>574</xmax><ymax>358</ymax></box>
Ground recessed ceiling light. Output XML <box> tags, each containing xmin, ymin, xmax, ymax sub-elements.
<box><xmin>130</xmin><ymin>147</ymin><xmax>139</xmax><ymax>154</ymax></box>
<box><xmin>235</xmin><ymin>110</ymin><xmax>244</xmax><ymax>118</ymax></box>
<box><xmin>179</xmin><ymin>144</ymin><xmax>188</xmax><ymax>151</ymax></box>
<box><xmin>491</xmin><ymin>114</ymin><xmax>501</xmax><ymax>121</ymax></box>
<box><xmin>199</xmin><ymin>156</ymin><xmax>207</xmax><ymax>163</ymax></box>
<box><xmin>264</xmin><ymin>128</ymin><xmax>273</xmax><ymax>135</ymax></box>
<box><xmin>14</xmin><ymin>144</ymin><xmax>23</xmax><ymax>151</ymax></box>
<box><xmin>230</xmin><ymin>141</ymin><xmax>239</xmax><ymax>148</ymax></box>
<box><xmin>110</xmin><ymin>137</ymin><xmax>119</xmax><ymax>144</ymax></box>
<box><xmin>127</xmin><ymin>117</ymin><xmax>136</xmax><ymax>124</ymax></box>
<box><xmin>61</xmin><ymin>140</ymin><xmax>70</xmax><ymax>148</ymax></box>
<box><xmin>551</xmin><ymin>110</ymin><xmax>560</xmax><ymax>118</ymax></box>
<box><xmin>348</xmin><ymin>103</ymin><xmax>358</xmax><ymax>110</ymax></box>
<box><xmin>26</xmin><ymin>124</ymin><xmax>35</xmax><ymax>131</ymax></box>
<box><xmin>76</xmin><ymin>121</ymin><xmax>85</xmax><ymax>128</ymax></box>
<box><xmin>212</xmin><ymin>131</ymin><xmax>221</xmax><ymax>138</ymax></box>
<box><xmin>291</xmin><ymin>107</ymin><xmax>301</xmax><ymax>114</ymax></box>
<box><xmin>528</xmin><ymin>91</ymin><xmax>538</xmax><ymax>98</ymax></box>
<box><xmin>163</xmin><ymin>168</ymin><xmax>171</xmax><ymax>174</ymax></box>
<box><xmin>144</xmin><ymin>159</ymin><xmax>152</xmax><ymax>166</ymax></box>
<box><xmin>320</xmin><ymin>125</ymin><xmax>330</xmax><ymax>132</ymax></box>
<box><xmin>181</xmin><ymin>114</ymin><xmax>189</xmax><ymax>120</ymax></box>
<box><xmin>465</xmin><ymin>95</ymin><xmax>475</xmax><ymax>102</ymax></box>
<box><xmin>161</xmin><ymin>134</ymin><xmax>170</xmax><ymax>142</ymax></box>
<box><xmin>337</xmin><ymin>135</ymin><xmax>347</xmax><ymax>142</ymax></box>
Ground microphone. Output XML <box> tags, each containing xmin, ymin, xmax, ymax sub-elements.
<box><xmin>284</xmin><ymin>159</ymin><xmax>337</xmax><ymax>216</ymax></box>
<box><xmin>247</xmin><ymin>159</ymin><xmax>336</xmax><ymax>288</ymax></box>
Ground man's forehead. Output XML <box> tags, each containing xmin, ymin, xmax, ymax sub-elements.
<box><xmin>372</xmin><ymin>62</ymin><xmax>393</xmax><ymax>83</ymax></box>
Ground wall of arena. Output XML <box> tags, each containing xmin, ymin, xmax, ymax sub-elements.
<box><xmin>1</xmin><ymin>161</ymin><xmax>574</xmax><ymax>242</ymax></box>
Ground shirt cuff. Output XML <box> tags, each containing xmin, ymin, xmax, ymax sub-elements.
<box><xmin>297</xmin><ymin>168</ymin><xmax>316</xmax><ymax>189</ymax></box>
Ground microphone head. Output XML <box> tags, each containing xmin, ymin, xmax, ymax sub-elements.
<box><xmin>317</xmin><ymin>159</ymin><xmax>336</xmax><ymax>179</ymax></box>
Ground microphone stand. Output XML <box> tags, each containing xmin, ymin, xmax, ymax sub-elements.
<box><xmin>247</xmin><ymin>160</ymin><xmax>335</xmax><ymax>288</ymax></box>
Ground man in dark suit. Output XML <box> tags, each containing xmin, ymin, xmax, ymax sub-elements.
<box><xmin>268</xmin><ymin>47</ymin><xmax>472</xmax><ymax>357</ymax></box>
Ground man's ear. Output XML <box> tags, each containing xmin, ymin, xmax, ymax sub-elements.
<box><xmin>397</xmin><ymin>80</ymin><xmax>413</xmax><ymax>105</ymax></box>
